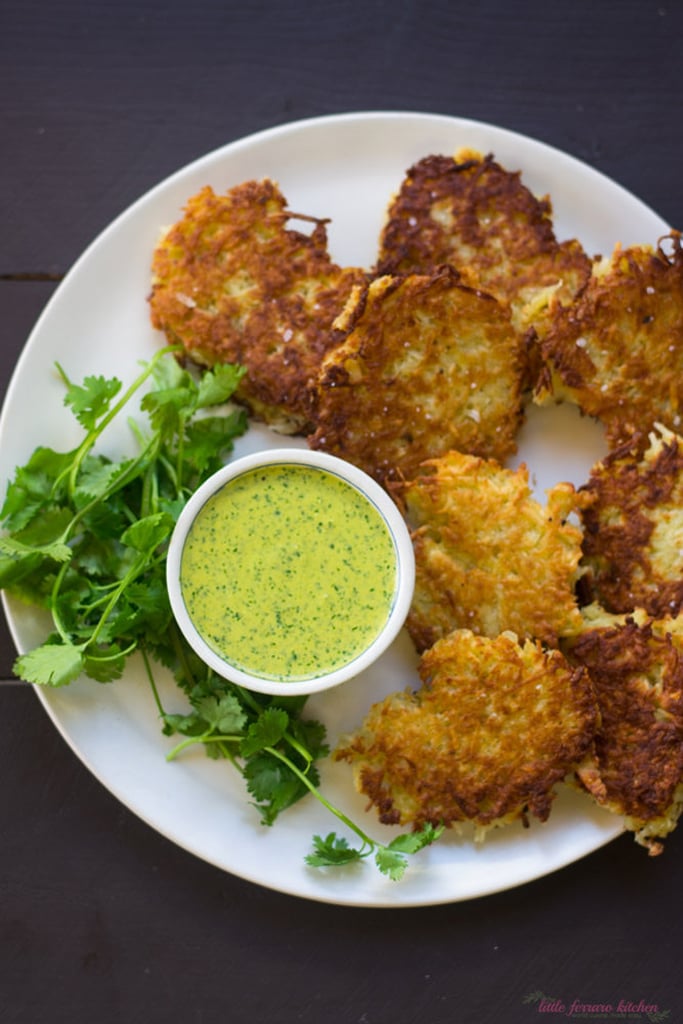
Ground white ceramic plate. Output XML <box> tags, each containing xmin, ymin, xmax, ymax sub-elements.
<box><xmin>0</xmin><ymin>112</ymin><xmax>671</xmax><ymax>907</ymax></box>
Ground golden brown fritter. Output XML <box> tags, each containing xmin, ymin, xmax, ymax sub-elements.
<box><xmin>334</xmin><ymin>629</ymin><xmax>597</xmax><ymax>834</ymax></box>
<box><xmin>149</xmin><ymin>179</ymin><xmax>365</xmax><ymax>433</ymax></box>
<box><xmin>536</xmin><ymin>233</ymin><xmax>683</xmax><ymax>445</ymax></box>
<box><xmin>376</xmin><ymin>150</ymin><xmax>592</xmax><ymax>338</ymax></box>
<box><xmin>394</xmin><ymin>450</ymin><xmax>590</xmax><ymax>652</ymax></box>
<box><xmin>579</xmin><ymin>424</ymin><xmax>683</xmax><ymax>618</ymax></box>
<box><xmin>566</xmin><ymin>604</ymin><xmax>683</xmax><ymax>854</ymax></box>
<box><xmin>307</xmin><ymin>267</ymin><xmax>525</xmax><ymax>483</ymax></box>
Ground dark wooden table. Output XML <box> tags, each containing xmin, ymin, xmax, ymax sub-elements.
<box><xmin>3</xmin><ymin>2</ymin><xmax>683</xmax><ymax>1021</ymax></box>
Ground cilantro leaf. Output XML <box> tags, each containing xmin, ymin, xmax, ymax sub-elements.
<box><xmin>195</xmin><ymin>364</ymin><xmax>246</xmax><ymax>409</ymax></box>
<box><xmin>0</xmin><ymin>550</ymin><xmax>46</xmax><ymax>588</ymax></box>
<box><xmin>161</xmin><ymin>711</ymin><xmax>207</xmax><ymax>738</ymax></box>
<box><xmin>149</xmin><ymin>351</ymin><xmax>187</xmax><ymax>391</ymax></box>
<box><xmin>122</xmin><ymin>579</ymin><xmax>172</xmax><ymax>635</ymax></box>
<box><xmin>386</xmin><ymin>823</ymin><xmax>445</xmax><ymax>854</ymax></box>
<box><xmin>121</xmin><ymin>512</ymin><xmax>174</xmax><ymax>553</ymax></box>
<box><xmin>0</xmin><ymin>534</ymin><xmax>72</xmax><ymax>564</ymax></box>
<box><xmin>83</xmin><ymin>644</ymin><xmax>128</xmax><ymax>682</ymax></box>
<box><xmin>14</xmin><ymin>640</ymin><xmax>85</xmax><ymax>687</ymax></box>
<box><xmin>75</xmin><ymin>456</ymin><xmax>136</xmax><ymax>503</ymax></box>
<box><xmin>0</xmin><ymin>447</ymin><xmax>73</xmax><ymax>530</ymax></box>
<box><xmin>374</xmin><ymin>847</ymin><xmax>410</xmax><ymax>881</ymax></box>
<box><xmin>140</xmin><ymin>385</ymin><xmax>194</xmax><ymax>436</ymax></box>
<box><xmin>305</xmin><ymin>833</ymin><xmax>364</xmax><ymax>868</ymax></box>
<box><xmin>240</xmin><ymin>707</ymin><xmax>289</xmax><ymax>758</ymax></box>
<box><xmin>64</xmin><ymin>374</ymin><xmax>122</xmax><ymax>431</ymax></box>
<box><xmin>288</xmin><ymin>716</ymin><xmax>329</xmax><ymax>762</ymax></box>
<box><xmin>182</xmin><ymin>412</ymin><xmax>248</xmax><ymax>475</ymax></box>
<box><xmin>243</xmin><ymin>752</ymin><xmax>310</xmax><ymax>825</ymax></box>
<box><xmin>196</xmin><ymin>693</ymin><xmax>247</xmax><ymax>734</ymax></box>
<box><xmin>7</xmin><ymin>506</ymin><xmax>73</xmax><ymax>549</ymax></box>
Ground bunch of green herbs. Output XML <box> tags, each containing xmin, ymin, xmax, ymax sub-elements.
<box><xmin>0</xmin><ymin>349</ymin><xmax>441</xmax><ymax>879</ymax></box>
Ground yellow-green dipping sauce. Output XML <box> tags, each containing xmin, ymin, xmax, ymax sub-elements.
<box><xmin>179</xmin><ymin>464</ymin><xmax>398</xmax><ymax>681</ymax></box>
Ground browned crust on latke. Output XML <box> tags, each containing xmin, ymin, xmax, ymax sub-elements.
<box><xmin>149</xmin><ymin>179</ymin><xmax>365</xmax><ymax>432</ymax></box>
<box><xmin>566</xmin><ymin>614</ymin><xmax>683</xmax><ymax>848</ymax></box>
<box><xmin>307</xmin><ymin>267</ymin><xmax>525</xmax><ymax>483</ymax></box>
<box><xmin>334</xmin><ymin>630</ymin><xmax>597</xmax><ymax>831</ymax></box>
<box><xmin>376</xmin><ymin>151</ymin><xmax>591</xmax><ymax>331</ymax></box>
<box><xmin>536</xmin><ymin>233</ymin><xmax>683</xmax><ymax>444</ymax></box>
<box><xmin>579</xmin><ymin>427</ymin><xmax>683</xmax><ymax>617</ymax></box>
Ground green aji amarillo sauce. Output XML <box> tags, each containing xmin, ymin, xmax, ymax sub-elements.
<box><xmin>179</xmin><ymin>464</ymin><xmax>398</xmax><ymax>681</ymax></box>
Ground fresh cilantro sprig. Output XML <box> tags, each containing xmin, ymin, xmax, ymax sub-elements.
<box><xmin>0</xmin><ymin>347</ymin><xmax>248</xmax><ymax>685</ymax></box>
<box><xmin>151</xmin><ymin>663</ymin><xmax>443</xmax><ymax>880</ymax></box>
<box><xmin>0</xmin><ymin>351</ymin><xmax>443</xmax><ymax>880</ymax></box>
<box><xmin>306</xmin><ymin>826</ymin><xmax>443</xmax><ymax>881</ymax></box>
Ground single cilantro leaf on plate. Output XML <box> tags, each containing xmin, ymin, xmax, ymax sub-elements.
<box><xmin>374</xmin><ymin>847</ymin><xmax>410</xmax><ymax>881</ymax></box>
<box><xmin>14</xmin><ymin>640</ymin><xmax>85</xmax><ymax>687</ymax></box>
<box><xmin>305</xmin><ymin>833</ymin><xmax>364</xmax><ymax>868</ymax></box>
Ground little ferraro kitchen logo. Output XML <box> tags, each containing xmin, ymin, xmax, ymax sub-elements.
<box><xmin>522</xmin><ymin>991</ymin><xmax>670</xmax><ymax>1022</ymax></box>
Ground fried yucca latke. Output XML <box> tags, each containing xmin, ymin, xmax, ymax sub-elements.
<box><xmin>376</xmin><ymin>151</ymin><xmax>592</xmax><ymax>337</ymax></box>
<box><xmin>536</xmin><ymin>233</ymin><xmax>683</xmax><ymax>444</ymax></box>
<box><xmin>579</xmin><ymin>424</ymin><xmax>683</xmax><ymax>618</ymax></box>
<box><xmin>149</xmin><ymin>179</ymin><xmax>365</xmax><ymax>432</ymax></box>
<box><xmin>308</xmin><ymin>267</ymin><xmax>525</xmax><ymax>482</ymax></box>
<box><xmin>394</xmin><ymin>450</ymin><xmax>590</xmax><ymax>652</ymax></box>
<box><xmin>334</xmin><ymin>629</ymin><xmax>597</xmax><ymax>834</ymax></box>
<box><xmin>566</xmin><ymin>604</ymin><xmax>683</xmax><ymax>854</ymax></box>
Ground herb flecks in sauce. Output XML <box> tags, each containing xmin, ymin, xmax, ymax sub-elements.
<box><xmin>180</xmin><ymin>464</ymin><xmax>398</xmax><ymax>681</ymax></box>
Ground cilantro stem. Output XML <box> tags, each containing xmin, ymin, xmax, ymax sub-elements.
<box><xmin>141</xmin><ymin>648</ymin><xmax>166</xmax><ymax>718</ymax></box>
<box><xmin>55</xmin><ymin>346</ymin><xmax>180</xmax><ymax>501</ymax></box>
<box><xmin>87</xmin><ymin>640</ymin><xmax>138</xmax><ymax>662</ymax></box>
<box><xmin>165</xmin><ymin>732</ymin><xmax>243</xmax><ymax>761</ymax></box>
<box><xmin>175</xmin><ymin>411</ymin><xmax>188</xmax><ymax>492</ymax></box>
<box><xmin>231</xmin><ymin>684</ymin><xmax>263</xmax><ymax>715</ymax></box>
<box><xmin>50</xmin><ymin>548</ymin><xmax>159</xmax><ymax>654</ymax></box>
<box><xmin>282</xmin><ymin>731</ymin><xmax>314</xmax><ymax>769</ymax></box>
<box><xmin>168</xmin><ymin>620</ymin><xmax>200</xmax><ymax>692</ymax></box>
<box><xmin>49</xmin><ymin>561</ymin><xmax>73</xmax><ymax>645</ymax></box>
<box><xmin>61</xmin><ymin>432</ymin><xmax>160</xmax><ymax>543</ymax></box>
<box><xmin>263</xmin><ymin>743</ymin><xmax>374</xmax><ymax>854</ymax></box>
<box><xmin>86</xmin><ymin>551</ymin><xmax>155</xmax><ymax>648</ymax></box>
<box><xmin>157</xmin><ymin>451</ymin><xmax>181</xmax><ymax>499</ymax></box>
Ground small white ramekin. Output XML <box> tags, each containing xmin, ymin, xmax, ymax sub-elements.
<box><xmin>165</xmin><ymin>448</ymin><xmax>415</xmax><ymax>697</ymax></box>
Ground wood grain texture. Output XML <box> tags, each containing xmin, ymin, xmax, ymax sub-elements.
<box><xmin>2</xmin><ymin>0</ymin><xmax>683</xmax><ymax>1020</ymax></box>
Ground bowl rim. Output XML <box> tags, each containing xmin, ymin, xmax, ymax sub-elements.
<box><xmin>165</xmin><ymin>447</ymin><xmax>416</xmax><ymax>696</ymax></box>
